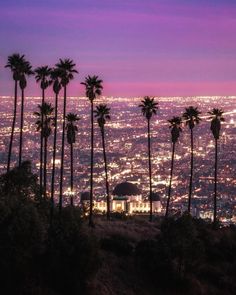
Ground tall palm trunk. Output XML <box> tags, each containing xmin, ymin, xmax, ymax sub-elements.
<box><xmin>188</xmin><ymin>128</ymin><xmax>194</xmax><ymax>213</ymax></box>
<box><xmin>147</xmin><ymin>119</ymin><xmax>153</xmax><ymax>222</ymax></box>
<box><xmin>40</xmin><ymin>88</ymin><xmax>45</xmax><ymax>197</ymax></box>
<box><xmin>70</xmin><ymin>142</ymin><xmax>74</xmax><ymax>206</ymax></box>
<box><xmin>101</xmin><ymin>127</ymin><xmax>110</xmax><ymax>220</ymax></box>
<box><xmin>51</xmin><ymin>92</ymin><xmax>58</xmax><ymax>211</ymax></box>
<box><xmin>89</xmin><ymin>101</ymin><xmax>94</xmax><ymax>226</ymax></box>
<box><xmin>44</xmin><ymin>136</ymin><xmax>47</xmax><ymax>197</ymax></box>
<box><xmin>19</xmin><ymin>88</ymin><xmax>25</xmax><ymax>166</ymax></box>
<box><xmin>7</xmin><ymin>80</ymin><xmax>18</xmax><ymax>172</ymax></box>
<box><xmin>213</xmin><ymin>138</ymin><xmax>218</xmax><ymax>225</ymax></box>
<box><xmin>166</xmin><ymin>142</ymin><xmax>175</xmax><ymax>217</ymax></box>
<box><xmin>59</xmin><ymin>86</ymin><xmax>67</xmax><ymax>212</ymax></box>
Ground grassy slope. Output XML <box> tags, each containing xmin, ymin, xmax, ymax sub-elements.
<box><xmin>83</xmin><ymin>217</ymin><xmax>236</xmax><ymax>295</ymax></box>
<box><xmin>85</xmin><ymin>218</ymin><xmax>164</xmax><ymax>295</ymax></box>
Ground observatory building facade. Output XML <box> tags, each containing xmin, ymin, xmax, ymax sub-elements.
<box><xmin>81</xmin><ymin>181</ymin><xmax>162</xmax><ymax>214</ymax></box>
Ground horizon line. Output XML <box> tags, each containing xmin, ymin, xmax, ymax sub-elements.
<box><xmin>1</xmin><ymin>95</ymin><xmax>236</xmax><ymax>99</ymax></box>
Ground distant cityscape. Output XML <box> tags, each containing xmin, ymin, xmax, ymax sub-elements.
<box><xmin>0</xmin><ymin>95</ymin><xmax>235</xmax><ymax>223</ymax></box>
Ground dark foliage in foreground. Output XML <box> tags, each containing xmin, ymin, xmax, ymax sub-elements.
<box><xmin>0</xmin><ymin>163</ymin><xmax>236</xmax><ymax>295</ymax></box>
<box><xmin>0</xmin><ymin>163</ymin><xmax>99</xmax><ymax>295</ymax></box>
<box><xmin>135</xmin><ymin>214</ymin><xmax>236</xmax><ymax>294</ymax></box>
<box><xmin>101</xmin><ymin>233</ymin><xmax>133</xmax><ymax>256</ymax></box>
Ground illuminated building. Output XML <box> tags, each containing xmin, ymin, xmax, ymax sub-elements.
<box><xmin>80</xmin><ymin>181</ymin><xmax>162</xmax><ymax>214</ymax></box>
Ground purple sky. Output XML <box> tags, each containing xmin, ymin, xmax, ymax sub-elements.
<box><xmin>1</xmin><ymin>0</ymin><xmax>236</xmax><ymax>97</ymax></box>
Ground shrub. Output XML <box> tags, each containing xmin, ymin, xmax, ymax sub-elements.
<box><xmin>161</xmin><ymin>213</ymin><xmax>205</xmax><ymax>274</ymax></box>
<box><xmin>0</xmin><ymin>191</ymin><xmax>46</xmax><ymax>294</ymax></box>
<box><xmin>42</xmin><ymin>207</ymin><xmax>99</xmax><ymax>295</ymax></box>
<box><xmin>0</xmin><ymin>164</ymin><xmax>100</xmax><ymax>295</ymax></box>
<box><xmin>135</xmin><ymin>237</ymin><xmax>173</xmax><ymax>285</ymax></box>
<box><xmin>101</xmin><ymin>233</ymin><xmax>133</xmax><ymax>256</ymax></box>
<box><xmin>110</xmin><ymin>211</ymin><xmax>129</xmax><ymax>220</ymax></box>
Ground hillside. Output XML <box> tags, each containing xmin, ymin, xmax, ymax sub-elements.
<box><xmin>1</xmin><ymin>164</ymin><xmax>236</xmax><ymax>295</ymax></box>
<box><xmin>83</xmin><ymin>217</ymin><xmax>236</xmax><ymax>295</ymax></box>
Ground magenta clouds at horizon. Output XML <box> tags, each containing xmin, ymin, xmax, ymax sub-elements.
<box><xmin>1</xmin><ymin>0</ymin><xmax>236</xmax><ymax>97</ymax></box>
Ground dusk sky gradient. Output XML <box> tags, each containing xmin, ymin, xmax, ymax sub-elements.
<box><xmin>1</xmin><ymin>0</ymin><xmax>236</xmax><ymax>97</ymax></box>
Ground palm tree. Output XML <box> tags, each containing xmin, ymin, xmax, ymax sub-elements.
<box><xmin>94</xmin><ymin>104</ymin><xmax>111</xmax><ymax>220</ymax></box>
<box><xmin>34</xmin><ymin>66</ymin><xmax>52</xmax><ymax>197</ymax></box>
<box><xmin>34</xmin><ymin>102</ymin><xmax>54</xmax><ymax>197</ymax></box>
<box><xmin>208</xmin><ymin>108</ymin><xmax>225</xmax><ymax>226</ymax></box>
<box><xmin>18</xmin><ymin>59</ymin><xmax>34</xmax><ymax>167</ymax></box>
<box><xmin>81</xmin><ymin>75</ymin><xmax>103</xmax><ymax>227</ymax></box>
<box><xmin>50</xmin><ymin>68</ymin><xmax>62</xmax><ymax>210</ymax></box>
<box><xmin>5</xmin><ymin>53</ymin><xmax>25</xmax><ymax>172</ymax></box>
<box><xmin>66</xmin><ymin>113</ymin><xmax>80</xmax><ymax>206</ymax></box>
<box><xmin>165</xmin><ymin>116</ymin><xmax>182</xmax><ymax>217</ymax></box>
<box><xmin>182</xmin><ymin>106</ymin><xmax>201</xmax><ymax>213</ymax></box>
<box><xmin>56</xmin><ymin>59</ymin><xmax>78</xmax><ymax>212</ymax></box>
<box><xmin>139</xmin><ymin>96</ymin><xmax>158</xmax><ymax>222</ymax></box>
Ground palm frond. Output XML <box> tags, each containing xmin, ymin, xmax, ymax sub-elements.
<box><xmin>81</xmin><ymin>75</ymin><xmax>103</xmax><ymax>101</ymax></box>
<box><xmin>139</xmin><ymin>96</ymin><xmax>158</xmax><ymax>120</ymax></box>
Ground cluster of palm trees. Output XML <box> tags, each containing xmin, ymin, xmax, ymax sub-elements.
<box><xmin>5</xmin><ymin>53</ymin><xmax>225</xmax><ymax>227</ymax></box>
<box><xmin>5</xmin><ymin>54</ymin><xmax>106</xmax><ymax>225</ymax></box>
<box><xmin>139</xmin><ymin>97</ymin><xmax>225</xmax><ymax>225</ymax></box>
<box><xmin>5</xmin><ymin>54</ymin><xmax>34</xmax><ymax>172</ymax></box>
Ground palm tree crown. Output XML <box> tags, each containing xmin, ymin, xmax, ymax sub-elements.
<box><xmin>34</xmin><ymin>102</ymin><xmax>54</xmax><ymax>138</ymax></box>
<box><xmin>66</xmin><ymin>113</ymin><xmax>80</xmax><ymax>144</ymax></box>
<box><xmin>5</xmin><ymin>53</ymin><xmax>26</xmax><ymax>81</ymax></box>
<box><xmin>81</xmin><ymin>75</ymin><xmax>103</xmax><ymax>101</ymax></box>
<box><xmin>55</xmin><ymin>58</ymin><xmax>78</xmax><ymax>86</ymax></box>
<box><xmin>34</xmin><ymin>66</ymin><xmax>52</xmax><ymax>90</ymax></box>
<box><xmin>50</xmin><ymin>68</ymin><xmax>62</xmax><ymax>94</ymax></box>
<box><xmin>168</xmin><ymin>116</ymin><xmax>182</xmax><ymax>143</ymax></box>
<box><xmin>19</xmin><ymin>60</ymin><xmax>34</xmax><ymax>90</ymax></box>
<box><xmin>208</xmin><ymin>108</ymin><xmax>225</xmax><ymax>140</ymax></box>
<box><xmin>139</xmin><ymin>96</ymin><xmax>158</xmax><ymax>120</ymax></box>
<box><xmin>182</xmin><ymin>106</ymin><xmax>201</xmax><ymax>129</ymax></box>
<box><xmin>94</xmin><ymin>104</ymin><xmax>111</xmax><ymax>128</ymax></box>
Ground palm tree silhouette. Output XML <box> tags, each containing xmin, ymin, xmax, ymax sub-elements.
<box><xmin>34</xmin><ymin>102</ymin><xmax>54</xmax><ymax>198</ymax></box>
<box><xmin>56</xmin><ymin>59</ymin><xmax>78</xmax><ymax>212</ymax></box>
<box><xmin>94</xmin><ymin>104</ymin><xmax>111</xmax><ymax>220</ymax></box>
<box><xmin>81</xmin><ymin>75</ymin><xmax>103</xmax><ymax>227</ymax></box>
<box><xmin>18</xmin><ymin>59</ymin><xmax>33</xmax><ymax>167</ymax></box>
<box><xmin>50</xmin><ymin>68</ymin><xmax>62</xmax><ymax>210</ymax></box>
<box><xmin>66</xmin><ymin>113</ymin><xmax>80</xmax><ymax>206</ymax></box>
<box><xmin>208</xmin><ymin>108</ymin><xmax>225</xmax><ymax>226</ymax></box>
<box><xmin>5</xmin><ymin>53</ymin><xmax>25</xmax><ymax>172</ymax></box>
<box><xmin>166</xmin><ymin>116</ymin><xmax>182</xmax><ymax>217</ymax></box>
<box><xmin>139</xmin><ymin>96</ymin><xmax>158</xmax><ymax>222</ymax></box>
<box><xmin>34</xmin><ymin>66</ymin><xmax>52</xmax><ymax>197</ymax></box>
<box><xmin>182</xmin><ymin>106</ymin><xmax>201</xmax><ymax>213</ymax></box>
